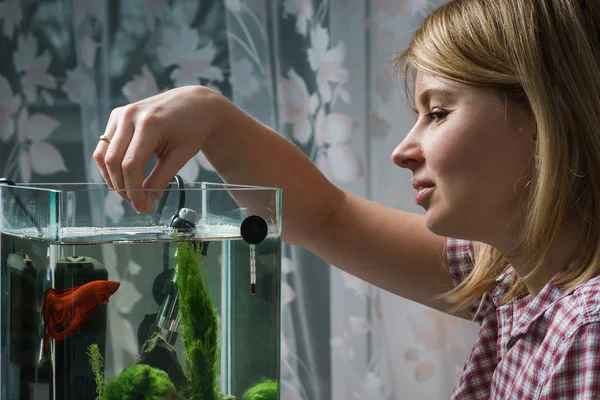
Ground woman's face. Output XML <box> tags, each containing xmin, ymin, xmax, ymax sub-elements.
<box><xmin>392</xmin><ymin>71</ymin><xmax>536</xmax><ymax>243</ymax></box>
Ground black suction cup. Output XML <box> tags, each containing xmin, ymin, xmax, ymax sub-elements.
<box><xmin>152</xmin><ymin>269</ymin><xmax>175</xmax><ymax>305</ymax></box>
<box><xmin>240</xmin><ymin>215</ymin><xmax>268</xmax><ymax>245</ymax></box>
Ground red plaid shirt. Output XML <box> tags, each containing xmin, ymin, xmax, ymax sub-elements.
<box><xmin>447</xmin><ymin>238</ymin><xmax>600</xmax><ymax>399</ymax></box>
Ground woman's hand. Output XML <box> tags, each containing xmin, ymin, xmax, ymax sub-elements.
<box><xmin>93</xmin><ymin>85</ymin><xmax>225</xmax><ymax>213</ymax></box>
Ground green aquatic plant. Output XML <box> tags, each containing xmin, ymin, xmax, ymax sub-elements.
<box><xmin>176</xmin><ymin>241</ymin><xmax>234</xmax><ymax>400</ymax></box>
<box><xmin>243</xmin><ymin>380</ymin><xmax>279</xmax><ymax>400</ymax></box>
<box><xmin>102</xmin><ymin>364</ymin><xmax>184</xmax><ymax>400</ymax></box>
<box><xmin>90</xmin><ymin>240</ymin><xmax>241</xmax><ymax>400</ymax></box>
<box><xmin>86</xmin><ymin>343</ymin><xmax>105</xmax><ymax>399</ymax></box>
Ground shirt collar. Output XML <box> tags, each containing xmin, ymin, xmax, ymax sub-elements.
<box><xmin>492</xmin><ymin>262</ymin><xmax>576</xmax><ymax>337</ymax></box>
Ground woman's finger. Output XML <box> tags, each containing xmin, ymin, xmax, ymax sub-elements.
<box><xmin>123</xmin><ymin>123</ymin><xmax>164</xmax><ymax>213</ymax></box>
<box><xmin>142</xmin><ymin>150</ymin><xmax>189</xmax><ymax>213</ymax></box>
<box><xmin>93</xmin><ymin>110</ymin><xmax>118</xmax><ymax>189</ymax></box>
<box><xmin>105</xmin><ymin>116</ymin><xmax>135</xmax><ymax>201</ymax></box>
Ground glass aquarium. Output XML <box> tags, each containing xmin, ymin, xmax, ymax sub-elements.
<box><xmin>0</xmin><ymin>179</ymin><xmax>281</xmax><ymax>400</ymax></box>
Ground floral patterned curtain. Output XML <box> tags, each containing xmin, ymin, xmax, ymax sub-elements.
<box><xmin>0</xmin><ymin>0</ymin><xmax>479</xmax><ymax>399</ymax></box>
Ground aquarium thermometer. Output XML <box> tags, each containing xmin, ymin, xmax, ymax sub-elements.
<box><xmin>240</xmin><ymin>215</ymin><xmax>269</xmax><ymax>295</ymax></box>
<box><xmin>250</xmin><ymin>244</ymin><xmax>256</xmax><ymax>295</ymax></box>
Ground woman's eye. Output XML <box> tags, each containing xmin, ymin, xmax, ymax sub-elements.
<box><xmin>426</xmin><ymin>111</ymin><xmax>448</xmax><ymax>122</ymax></box>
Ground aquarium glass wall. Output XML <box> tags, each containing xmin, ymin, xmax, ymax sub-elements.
<box><xmin>0</xmin><ymin>181</ymin><xmax>281</xmax><ymax>400</ymax></box>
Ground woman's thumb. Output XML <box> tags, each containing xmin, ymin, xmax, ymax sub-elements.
<box><xmin>142</xmin><ymin>154</ymin><xmax>190</xmax><ymax>212</ymax></box>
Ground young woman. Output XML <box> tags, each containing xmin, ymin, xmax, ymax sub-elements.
<box><xmin>94</xmin><ymin>1</ymin><xmax>600</xmax><ymax>398</ymax></box>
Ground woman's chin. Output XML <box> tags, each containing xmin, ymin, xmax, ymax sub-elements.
<box><xmin>424</xmin><ymin>209</ymin><xmax>455</xmax><ymax>237</ymax></box>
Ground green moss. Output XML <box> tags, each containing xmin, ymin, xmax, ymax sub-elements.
<box><xmin>175</xmin><ymin>241</ymin><xmax>226</xmax><ymax>400</ymax></box>
<box><xmin>94</xmin><ymin>239</ymin><xmax>240</xmax><ymax>400</ymax></box>
<box><xmin>86</xmin><ymin>343</ymin><xmax>105</xmax><ymax>399</ymax></box>
<box><xmin>243</xmin><ymin>380</ymin><xmax>279</xmax><ymax>400</ymax></box>
<box><xmin>102</xmin><ymin>364</ymin><xmax>184</xmax><ymax>400</ymax></box>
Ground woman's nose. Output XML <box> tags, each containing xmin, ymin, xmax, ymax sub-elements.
<box><xmin>391</xmin><ymin>133</ymin><xmax>423</xmax><ymax>170</ymax></box>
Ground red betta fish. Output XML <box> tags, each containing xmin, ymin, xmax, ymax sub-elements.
<box><xmin>41</xmin><ymin>280</ymin><xmax>120</xmax><ymax>356</ymax></box>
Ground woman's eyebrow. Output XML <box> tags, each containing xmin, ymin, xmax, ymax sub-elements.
<box><xmin>417</xmin><ymin>88</ymin><xmax>459</xmax><ymax>108</ymax></box>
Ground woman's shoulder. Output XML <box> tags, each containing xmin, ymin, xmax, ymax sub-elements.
<box><xmin>566</xmin><ymin>273</ymin><xmax>600</xmax><ymax>322</ymax></box>
<box><xmin>539</xmin><ymin>273</ymin><xmax>600</xmax><ymax>342</ymax></box>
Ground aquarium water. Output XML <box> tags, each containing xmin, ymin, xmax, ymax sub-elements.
<box><xmin>1</xmin><ymin>218</ymin><xmax>281</xmax><ymax>400</ymax></box>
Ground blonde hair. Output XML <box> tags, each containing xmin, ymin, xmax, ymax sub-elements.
<box><xmin>393</xmin><ymin>0</ymin><xmax>600</xmax><ymax>312</ymax></box>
